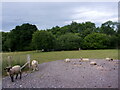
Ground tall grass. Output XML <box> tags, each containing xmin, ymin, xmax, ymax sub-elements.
<box><xmin>2</xmin><ymin>49</ymin><xmax>118</xmax><ymax>76</ymax></box>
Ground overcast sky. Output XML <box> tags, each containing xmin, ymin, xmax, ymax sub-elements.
<box><xmin>2</xmin><ymin>2</ymin><xmax>118</xmax><ymax>32</ymax></box>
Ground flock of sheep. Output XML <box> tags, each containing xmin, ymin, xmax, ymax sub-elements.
<box><xmin>4</xmin><ymin>57</ymin><xmax>113</xmax><ymax>82</ymax></box>
<box><xmin>64</xmin><ymin>57</ymin><xmax>113</xmax><ymax>65</ymax></box>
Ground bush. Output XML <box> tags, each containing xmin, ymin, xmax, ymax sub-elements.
<box><xmin>82</xmin><ymin>33</ymin><xmax>111</xmax><ymax>49</ymax></box>
<box><xmin>32</xmin><ymin>30</ymin><xmax>55</xmax><ymax>51</ymax></box>
<box><xmin>56</xmin><ymin>33</ymin><xmax>81</xmax><ymax>50</ymax></box>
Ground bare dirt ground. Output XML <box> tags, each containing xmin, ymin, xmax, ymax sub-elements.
<box><xmin>2</xmin><ymin>59</ymin><xmax>119</xmax><ymax>88</ymax></box>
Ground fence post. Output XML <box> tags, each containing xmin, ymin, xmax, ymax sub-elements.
<box><xmin>8</xmin><ymin>56</ymin><xmax>12</xmax><ymax>67</ymax></box>
<box><xmin>27</xmin><ymin>54</ymin><xmax>31</xmax><ymax>70</ymax></box>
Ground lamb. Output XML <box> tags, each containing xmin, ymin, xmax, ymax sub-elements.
<box><xmin>31</xmin><ymin>60</ymin><xmax>39</xmax><ymax>71</ymax></box>
<box><xmin>90</xmin><ymin>61</ymin><xmax>97</xmax><ymax>65</ymax></box>
<box><xmin>4</xmin><ymin>65</ymin><xmax>22</xmax><ymax>82</ymax></box>
<box><xmin>106</xmin><ymin>58</ymin><xmax>113</xmax><ymax>61</ymax></box>
<box><xmin>79</xmin><ymin>57</ymin><xmax>90</xmax><ymax>62</ymax></box>
<box><xmin>64</xmin><ymin>58</ymin><xmax>70</xmax><ymax>62</ymax></box>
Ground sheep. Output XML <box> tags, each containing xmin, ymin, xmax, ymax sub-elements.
<box><xmin>31</xmin><ymin>60</ymin><xmax>39</xmax><ymax>71</ymax></box>
<box><xmin>79</xmin><ymin>57</ymin><xmax>90</xmax><ymax>62</ymax></box>
<box><xmin>90</xmin><ymin>61</ymin><xmax>97</xmax><ymax>65</ymax></box>
<box><xmin>106</xmin><ymin>58</ymin><xmax>113</xmax><ymax>61</ymax></box>
<box><xmin>4</xmin><ymin>65</ymin><xmax>22</xmax><ymax>82</ymax></box>
<box><xmin>64</xmin><ymin>58</ymin><xmax>70</xmax><ymax>62</ymax></box>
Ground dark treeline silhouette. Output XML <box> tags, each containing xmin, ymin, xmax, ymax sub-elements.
<box><xmin>1</xmin><ymin>21</ymin><xmax>119</xmax><ymax>52</ymax></box>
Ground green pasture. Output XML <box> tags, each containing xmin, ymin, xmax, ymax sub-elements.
<box><xmin>2</xmin><ymin>49</ymin><xmax>118</xmax><ymax>76</ymax></box>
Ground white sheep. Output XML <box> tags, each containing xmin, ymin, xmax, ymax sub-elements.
<box><xmin>90</xmin><ymin>61</ymin><xmax>97</xmax><ymax>65</ymax></box>
<box><xmin>4</xmin><ymin>65</ymin><xmax>22</xmax><ymax>82</ymax></box>
<box><xmin>64</xmin><ymin>58</ymin><xmax>70</xmax><ymax>62</ymax></box>
<box><xmin>106</xmin><ymin>58</ymin><xmax>113</xmax><ymax>61</ymax></box>
<box><xmin>31</xmin><ymin>60</ymin><xmax>39</xmax><ymax>71</ymax></box>
<box><xmin>80</xmin><ymin>57</ymin><xmax>90</xmax><ymax>62</ymax></box>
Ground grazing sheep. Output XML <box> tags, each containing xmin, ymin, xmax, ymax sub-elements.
<box><xmin>4</xmin><ymin>65</ymin><xmax>22</xmax><ymax>82</ymax></box>
<box><xmin>90</xmin><ymin>61</ymin><xmax>97</xmax><ymax>65</ymax></box>
<box><xmin>80</xmin><ymin>57</ymin><xmax>90</xmax><ymax>62</ymax></box>
<box><xmin>64</xmin><ymin>58</ymin><xmax>70</xmax><ymax>62</ymax></box>
<box><xmin>31</xmin><ymin>60</ymin><xmax>39</xmax><ymax>71</ymax></box>
<box><xmin>106</xmin><ymin>58</ymin><xmax>113</xmax><ymax>61</ymax></box>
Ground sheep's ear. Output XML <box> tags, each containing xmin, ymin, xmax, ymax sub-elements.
<box><xmin>7</xmin><ymin>68</ymin><xmax>11</xmax><ymax>72</ymax></box>
<box><xmin>4</xmin><ymin>68</ymin><xmax>6</xmax><ymax>70</ymax></box>
<box><xmin>7</xmin><ymin>66</ymin><xmax>12</xmax><ymax>69</ymax></box>
<box><xmin>4</xmin><ymin>67</ymin><xmax>9</xmax><ymax>70</ymax></box>
<box><xmin>5</xmin><ymin>67</ymin><xmax>12</xmax><ymax>72</ymax></box>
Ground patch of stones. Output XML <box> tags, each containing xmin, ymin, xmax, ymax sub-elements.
<box><xmin>2</xmin><ymin>58</ymin><xmax>119</xmax><ymax>88</ymax></box>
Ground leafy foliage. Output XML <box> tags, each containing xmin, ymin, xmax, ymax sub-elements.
<box><xmin>100</xmin><ymin>21</ymin><xmax>117</xmax><ymax>35</ymax></box>
<box><xmin>1</xmin><ymin>21</ymin><xmax>119</xmax><ymax>51</ymax></box>
<box><xmin>4</xmin><ymin>23</ymin><xmax>38</xmax><ymax>51</ymax></box>
<box><xmin>32</xmin><ymin>30</ymin><xmax>55</xmax><ymax>51</ymax></box>
<box><xmin>56</xmin><ymin>33</ymin><xmax>81</xmax><ymax>50</ymax></box>
<box><xmin>82</xmin><ymin>33</ymin><xmax>111</xmax><ymax>49</ymax></box>
<box><xmin>2</xmin><ymin>32</ymin><xmax>9</xmax><ymax>51</ymax></box>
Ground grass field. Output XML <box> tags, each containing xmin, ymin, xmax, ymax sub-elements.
<box><xmin>2</xmin><ymin>49</ymin><xmax>118</xmax><ymax>75</ymax></box>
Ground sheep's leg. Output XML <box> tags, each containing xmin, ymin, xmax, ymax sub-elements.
<box><xmin>33</xmin><ymin>68</ymin><xmax>35</xmax><ymax>71</ymax></box>
<box><xmin>36</xmin><ymin>67</ymin><xmax>38</xmax><ymax>71</ymax></box>
<box><xmin>16</xmin><ymin>74</ymin><xmax>18</xmax><ymax>79</ymax></box>
<box><xmin>32</xmin><ymin>66</ymin><xmax>35</xmax><ymax>71</ymax></box>
<box><xmin>32</xmin><ymin>66</ymin><xmax>34</xmax><ymax>71</ymax></box>
<box><xmin>20</xmin><ymin>72</ymin><xmax>22</xmax><ymax>79</ymax></box>
<box><xmin>35</xmin><ymin>65</ymin><xmax>39</xmax><ymax>71</ymax></box>
<box><xmin>10</xmin><ymin>75</ymin><xmax>14</xmax><ymax>82</ymax></box>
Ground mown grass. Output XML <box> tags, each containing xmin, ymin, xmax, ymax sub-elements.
<box><xmin>2</xmin><ymin>49</ymin><xmax>118</xmax><ymax>76</ymax></box>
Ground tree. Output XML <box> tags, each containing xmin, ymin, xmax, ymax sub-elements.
<box><xmin>32</xmin><ymin>30</ymin><xmax>55</xmax><ymax>51</ymax></box>
<box><xmin>117</xmin><ymin>22</ymin><xmax>120</xmax><ymax>49</ymax></box>
<box><xmin>1</xmin><ymin>32</ymin><xmax>9</xmax><ymax>51</ymax></box>
<box><xmin>82</xmin><ymin>33</ymin><xmax>111</xmax><ymax>49</ymax></box>
<box><xmin>109</xmin><ymin>35</ymin><xmax>118</xmax><ymax>48</ymax></box>
<box><xmin>56</xmin><ymin>33</ymin><xmax>81</xmax><ymax>50</ymax></box>
<box><xmin>78</xmin><ymin>22</ymin><xmax>97</xmax><ymax>37</ymax></box>
<box><xmin>0</xmin><ymin>32</ymin><xmax>2</xmax><ymax>52</ymax></box>
<box><xmin>5</xmin><ymin>23</ymin><xmax>38</xmax><ymax>51</ymax></box>
<box><xmin>68</xmin><ymin>21</ymin><xmax>79</xmax><ymax>33</ymax></box>
<box><xmin>2</xmin><ymin>21</ymin><xmax>119</xmax><ymax>52</ymax></box>
<box><xmin>100</xmin><ymin>21</ymin><xmax>116</xmax><ymax>35</ymax></box>
<box><xmin>48</xmin><ymin>26</ymin><xmax>61</xmax><ymax>36</ymax></box>
<box><xmin>48</xmin><ymin>21</ymin><xmax>97</xmax><ymax>38</ymax></box>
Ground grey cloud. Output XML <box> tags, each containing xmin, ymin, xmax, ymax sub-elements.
<box><xmin>2</xmin><ymin>2</ymin><xmax>118</xmax><ymax>31</ymax></box>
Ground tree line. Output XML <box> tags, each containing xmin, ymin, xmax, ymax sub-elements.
<box><xmin>1</xmin><ymin>21</ymin><xmax>120</xmax><ymax>52</ymax></box>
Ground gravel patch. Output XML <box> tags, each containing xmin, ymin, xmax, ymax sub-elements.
<box><xmin>2</xmin><ymin>59</ymin><xmax>119</xmax><ymax>88</ymax></box>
